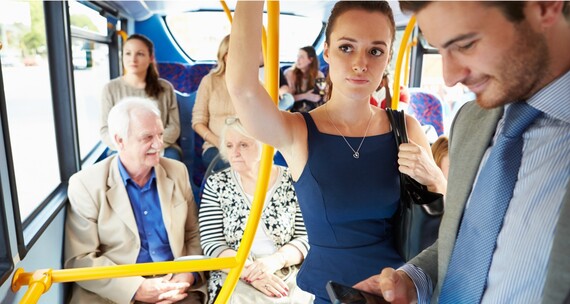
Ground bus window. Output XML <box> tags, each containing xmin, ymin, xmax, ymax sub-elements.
<box><xmin>72</xmin><ymin>38</ymin><xmax>110</xmax><ymax>159</ymax></box>
<box><xmin>421</xmin><ymin>53</ymin><xmax>474</xmax><ymax>134</ymax></box>
<box><xmin>69</xmin><ymin>0</ymin><xmax>113</xmax><ymax>160</ymax></box>
<box><xmin>68</xmin><ymin>0</ymin><xmax>109</xmax><ymax>36</ymax></box>
<box><xmin>1</xmin><ymin>1</ymin><xmax>59</xmax><ymax>221</ymax></box>
<box><xmin>166</xmin><ymin>11</ymin><xmax>324</xmax><ymax>62</ymax></box>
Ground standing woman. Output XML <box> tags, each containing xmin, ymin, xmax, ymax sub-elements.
<box><xmin>100</xmin><ymin>34</ymin><xmax>181</xmax><ymax>160</ymax></box>
<box><xmin>283</xmin><ymin>46</ymin><xmax>325</xmax><ymax>112</ymax></box>
<box><xmin>226</xmin><ymin>1</ymin><xmax>446</xmax><ymax>303</ymax></box>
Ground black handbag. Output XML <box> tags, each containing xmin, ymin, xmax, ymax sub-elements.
<box><xmin>386</xmin><ymin>108</ymin><xmax>444</xmax><ymax>262</ymax></box>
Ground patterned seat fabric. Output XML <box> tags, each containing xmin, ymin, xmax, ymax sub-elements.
<box><xmin>408</xmin><ymin>89</ymin><xmax>445</xmax><ymax>136</ymax></box>
<box><xmin>157</xmin><ymin>62</ymin><xmax>213</xmax><ymax>94</ymax></box>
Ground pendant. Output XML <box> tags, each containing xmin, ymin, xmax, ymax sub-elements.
<box><xmin>353</xmin><ymin>152</ymin><xmax>360</xmax><ymax>159</ymax></box>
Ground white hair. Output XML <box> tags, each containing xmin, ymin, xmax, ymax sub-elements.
<box><xmin>219</xmin><ymin>117</ymin><xmax>261</xmax><ymax>162</ymax></box>
<box><xmin>107</xmin><ymin>97</ymin><xmax>161</xmax><ymax>147</ymax></box>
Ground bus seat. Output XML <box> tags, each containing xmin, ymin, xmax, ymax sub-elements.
<box><xmin>157</xmin><ymin>62</ymin><xmax>193</xmax><ymax>93</ymax></box>
<box><xmin>407</xmin><ymin>89</ymin><xmax>445</xmax><ymax>136</ymax></box>
<box><xmin>321</xmin><ymin>64</ymin><xmax>329</xmax><ymax>77</ymax></box>
<box><xmin>187</xmin><ymin>64</ymin><xmax>214</xmax><ymax>92</ymax></box>
<box><xmin>157</xmin><ymin>62</ymin><xmax>214</xmax><ymax>94</ymax></box>
<box><xmin>197</xmin><ymin>153</ymin><xmax>225</xmax><ymax>207</ymax></box>
<box><xmin>175</xmin><ymin>90</ymin><xmax>204</xmax><ymax>200</ymax></box>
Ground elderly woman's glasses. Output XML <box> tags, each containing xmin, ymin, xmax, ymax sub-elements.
<box><xmin>225</xmin><ymin>117</ymin><xmax>239</xmax><ymax>125</ymax></box>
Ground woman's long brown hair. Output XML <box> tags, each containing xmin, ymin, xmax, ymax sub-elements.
<box><xmin>125</xmin><ymin>34</ymin><xmax>164</xmax><ymax>99</ymax></box>
<box><xmin>293</xmin><ymin>46</ymin><xmax>320</xmax><ymax>94</ymax></box>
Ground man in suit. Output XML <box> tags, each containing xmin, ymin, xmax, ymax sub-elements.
<box><xmin>356</xmin><ymin>2</ymin><xmax>570</xmax><ymax>303</ymax></box>
<box><xmin>64</xmin><ymin>97</ymin><xmax>207</xmax><ymax>304</ymax></box>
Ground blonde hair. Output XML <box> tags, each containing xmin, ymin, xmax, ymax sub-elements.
<box><xmin>210</xmin><ymin>35</ymin><xmax>230</xmax><ymax>76</ymax></box>
<box><xmin>431</xmin><ymin>136</ymin><xmax>449</xmax><ymax>169</ymax></box>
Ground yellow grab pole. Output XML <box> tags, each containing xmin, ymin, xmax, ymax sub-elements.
<box><xmin>214</xmin><ymin>1</ymin><xmax>279</xmax><ymax>303</ymax></box>
<box><xmin>403</xmin><ymin>38</ymin><xmax>417</xmax><ymax>87</ymax></box>
<box><xmin>13</xmin><ymin>258</ymin><xmax>237</xmax><ymax>303</ymax></box>
<box><xmin>16</xmin><ymin>269</ymin><xmax>52</xmax><ymax>304</ymax></box>
<box><xmin>220</xmin><ymin>0</ymin><xmax>233</xmax><ymax>23</ymax></box>
<box><xmin>116</xmin><ymin>30</ymin><xmax>127</xmax><ymax>42</ymax></box>
<box><xmin>392</xmin><ymin>15</ymin><xmax>416</xmax><ymax>109</ymax></box>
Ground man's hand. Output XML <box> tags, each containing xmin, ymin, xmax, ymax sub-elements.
<box><xmin>354</xmin><ymin>268</ymin><xmax>417</xmax><ymax>304</ymax></box>
<box><xmin>134</xmin><ymin>274</ymin><xmax>191</xmax><ymax>304</ymax></box>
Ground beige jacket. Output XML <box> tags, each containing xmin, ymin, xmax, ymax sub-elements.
<box><xmin>64</xmin><ymin>156</ymin><xmax>206</xmax><ymax>304</ymax></box>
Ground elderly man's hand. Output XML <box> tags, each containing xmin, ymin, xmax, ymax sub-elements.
<box><xmin>354</xmin><ymin>268</ymin><xmax>417</xmax><ymax>304</ymax></box>
<box><xmin>134</xmin><ymin>274</ymin><xmax>191</xmax><ymax>304</ymax></box>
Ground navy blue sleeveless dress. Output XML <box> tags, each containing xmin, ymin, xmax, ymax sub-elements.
<box><xmin>294</xmin><ymin>112</ymin><xmax>404</xmax><ymax>303</ymax></box>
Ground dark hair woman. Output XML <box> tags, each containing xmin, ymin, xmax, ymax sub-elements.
<box><xmin>100</xmin><ymin>34</ymin><xmax>181</xmax><ymax>160</ymax></box>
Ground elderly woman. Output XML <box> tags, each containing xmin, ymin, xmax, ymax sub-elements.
<box><xmin>198</xmin><ymin>118</ymin><xmax>313</xmax><ymax>304</ymax></box>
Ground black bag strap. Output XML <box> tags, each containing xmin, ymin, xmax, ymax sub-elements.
<box><xmin>386</xmin><ymin>108</ymin><xmax>406</xmax><ymax>146</ymax></box>
<box><xmin>386</xmin><ymin>109</ymin><xmax>444</xmax><ymax>210</ymax></box>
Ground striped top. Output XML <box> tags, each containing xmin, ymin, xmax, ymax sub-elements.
<box><xmin>198</xmin><ymin>166</ymin><xmax>309</xmax><ymax>258</ymax></box>
<box><xmin>404</xmin><ymin>70</ymin><xmax>570</xmax><ymax>303</ymax></box>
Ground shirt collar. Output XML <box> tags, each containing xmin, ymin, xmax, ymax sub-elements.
<box><xmin>526</xmin><ymin>70</ymin><xmax>570</xmax><ymax>124</ymax></box>
<box><xmin>117</xmin><ymin>157</ymin><xmax>156</xmax><ymax>188</ymax></box>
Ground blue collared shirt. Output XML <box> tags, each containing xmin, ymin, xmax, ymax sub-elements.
<box><xmin>117</xmin><ymin>159</ymin><xmax>174</xmax><ymax>263</ymax></box>
<box><xmin>403</xmin><ymin>70</ymin><xmax>570</xmax><ymax>303</ymax></box>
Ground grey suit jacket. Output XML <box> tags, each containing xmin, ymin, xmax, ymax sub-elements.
<box><xmin>64</xmin><ymin>156</ymin><xmax>207</xmax><ymax>304</ymax></box>
<box><xmin>410</xmin><ymin>101</ymin><xmax>570</xmax><ymax>303</ymax></box>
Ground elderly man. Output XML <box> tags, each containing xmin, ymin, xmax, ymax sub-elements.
<box><xmin>357</xmin><ymin>2</ymin><xmax>570</xmax><ymax>303</ymax></box>
<box><xmin>65</xmin><ymin>97</ymin><xmax>207</xmax><ymax>304</ymax></box>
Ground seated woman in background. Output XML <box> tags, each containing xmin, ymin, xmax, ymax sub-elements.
<box><xmin>198</xmin><ymin>118</ymin><xmax>313</xmax><ymax>304</ymax></box>
<box><xmin>100</xmin><ymin>34</ymin><xmax>181</xmax><ymax>160</ymax></box>
<box><xmin>371</xmin><ymin>73</ymin><xmax>410</xmax><ymax>110</ymax></box>
<box><xmin>192</xmin><ymin>35</ymin><xmax>234</xmax><ymax>170</ymax></box>
<box><xmin>283</xmin><ymin>46</ymin><xmax>325</xmax><ymax>112</ymax></box>
<box><xmin>431</xmin><ymin>135</ymin><xmax>449</xmax><ymax>179</ymax></box>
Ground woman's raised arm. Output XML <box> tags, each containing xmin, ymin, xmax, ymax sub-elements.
<box><xmin>226</xmin><ymin>1</ymin><xmax>296</xmax><ymax>151</ymax></box>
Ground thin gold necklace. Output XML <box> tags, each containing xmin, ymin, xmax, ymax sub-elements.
<box><xmin>325</xmin><ymin>103</ymin><xmax>375</xmax><ymax>159</ymax></box>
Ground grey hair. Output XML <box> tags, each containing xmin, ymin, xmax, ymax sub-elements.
<box><xmin>219</xmin><ymin>117</ymin><xmax>262</xmax><ymax>162</ymax></box>
<box><xmin>107</xmin><ymin>97</ymin><xmax>161</xmax><ymax>147</ymax></box>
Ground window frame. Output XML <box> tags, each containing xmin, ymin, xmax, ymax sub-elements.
<box><xmin>163</xmin><ymin>9</ymin><xmax>326</xmax><ymax>63</ymax></box>
<box><xmin>0</xmin><ymin>53</ymin><xmax>15</xmax><ymax>286</ymax></box>
<box><xmin>0</xmin><ymin>1</ymin><xmax>117</xmax><ymax>259</ymax></box>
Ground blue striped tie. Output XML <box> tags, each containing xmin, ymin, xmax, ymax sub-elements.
<box><xmin>439</xmin><ymin>102</ymin><xmax>542</xmax><ymax>303</ymax></box>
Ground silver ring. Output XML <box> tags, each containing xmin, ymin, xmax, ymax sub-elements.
<box><xmin>264</xmin><ymin>284</ymin><xmax>269</xmax><ymax>290</ymax></box>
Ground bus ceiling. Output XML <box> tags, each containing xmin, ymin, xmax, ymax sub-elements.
<box><xmin>97</xmin><ymin>0</ymin><xmax>410</xmax><ymax>26</ymax></box>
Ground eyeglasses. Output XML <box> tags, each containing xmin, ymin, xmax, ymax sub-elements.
<box><xmin>225</xmin><ymin>117</ymin><xmax>240</xmax><ymax>125</ymax></box>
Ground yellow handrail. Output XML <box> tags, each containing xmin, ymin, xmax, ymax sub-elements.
<box><xmin>12</xmin><ymin>1</ymin><xmax>282</xmax><ymax>303</ymax></box>
<box><xmin>12</xmin><ymin>258</ymin><xmax>238</xmax><ymax>301</ymax></box>
<box><xmin>391</xmin><ymin>15</ymin><xmax>416</xmax><ymax>109</ymax></box>
<box><xmin>215</xmin><ymin>1</ymin><xmax>279</xmax><ymax>301</ymax></box>
<box><xmin>220</xmin><ymin>0</ymin><xmax>233</xmax><ymax>23</ymax></box>
<box><xmin>403</xmin><ymin>38</ymin><xmax>418</xmax><ymax>87</ymax></box>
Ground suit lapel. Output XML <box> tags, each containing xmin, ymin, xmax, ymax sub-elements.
<box><xmin>439</xmin><ymin>103</ymin><xmax>503</xmax><ymax>281</ymax></box>
<box><xmin>107</xmin><ymin>156</ymin><xmax>139</xmax><ymax>238</ymax></box>
<box><xmin>155</xmin><ymin>162</ymin><xmax>181</xmax><ymax>255</ymax></box>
